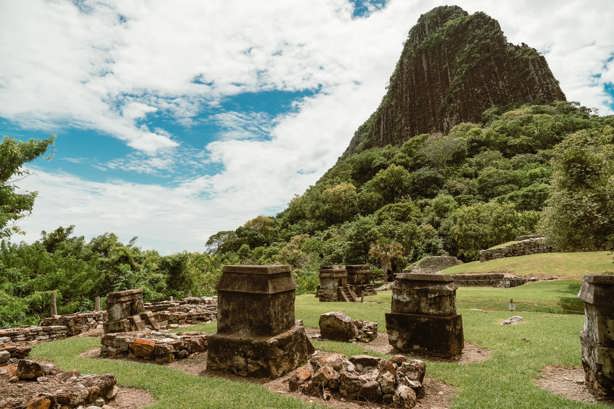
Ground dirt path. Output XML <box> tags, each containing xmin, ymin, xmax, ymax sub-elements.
<box><xmin>535</xmin><ymin>366</ymin><xmax>614</xmax><ymax>405</ymax></box>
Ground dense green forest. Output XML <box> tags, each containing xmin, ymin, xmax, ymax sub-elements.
<box><xmin>1</xmin><ymin>101</ymin><xmax>613</xmax><ymax>327</ymax></box>
<box><xmin>207</xmin><ymin>102</ymin><xmax>614</xmax><ymax>274</ymax></box>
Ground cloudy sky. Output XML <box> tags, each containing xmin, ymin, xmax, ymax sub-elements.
<box><xmin>1</xmin><ymin>0</ymin><xmax>613</xmax><ymax>254</ymax></box>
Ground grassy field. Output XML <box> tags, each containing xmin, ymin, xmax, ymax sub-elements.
<box><xmin>441</xmin><ymin>251</ymin><xmax>613</xmax><ymax>279</ymax></box>
<box><xmin>31</xmin><ymin>281</ymin><xmax>607</xmax><ymax>409</ymax></box>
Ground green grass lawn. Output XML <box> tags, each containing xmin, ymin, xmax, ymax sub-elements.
<box><xmin>32</xmin><ymin>282</ymin><xmax>607</xmax><ymax>409</ymax></box>
<box><xmin>441</xmin><ymin>251</ymin><xmax>613</xmax><ymax>279</ymax></box>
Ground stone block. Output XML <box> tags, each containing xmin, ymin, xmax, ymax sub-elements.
<box><xmin>390</xmin><ymin>274</ymin><xmax>457</xmax><ymax>316</ymax></box>
<box><xmin>207</xmin><ymin>325</ymin><xmax>314</xmax><ymax>378</ymax></box>
<box><xmin>386</xmin><ymin>313</ymin><xmax>464</xmax><ymax>358</ymax></box>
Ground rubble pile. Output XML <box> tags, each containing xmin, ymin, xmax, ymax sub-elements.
<box><xmin>289</xmin><ymin>352</ymin><xmax>427</xmax><ymax>408</ymax></box>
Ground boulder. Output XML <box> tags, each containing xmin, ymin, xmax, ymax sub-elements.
<box><xmin>17</xmin><ymin>359</ymin><xmax>44</xmax><ymax>380</ymax></box>
<box><xmin>319</xmin><ymin>312</ymin><xmax>357</xmax><ymax>341</ymax></box>
<box><xmin>0</xmin><ymin>350</ymin><xmax>10</xmax><ymax>364</ymax></box>
<box><xmin>408</xmin><ymin>255</ymin><xmax>462</xmax><ymax>274</ymax></box>
<box><xmin>393</xmin><ymin>384</ymin><xmax>417</xmax><ymax>408</ymax></box>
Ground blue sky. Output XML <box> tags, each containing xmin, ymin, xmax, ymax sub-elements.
<box><xmin>0</xmin><ymin>0</ymin><xmax>613</xmax><ymax>253</ymax></box>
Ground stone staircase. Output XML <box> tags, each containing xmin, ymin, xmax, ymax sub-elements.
<box><xmin>338</xmin><ymin>285</ymin><xmax>359</xmax><ymax>302</ymax></box>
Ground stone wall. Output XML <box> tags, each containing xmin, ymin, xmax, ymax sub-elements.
<box><xmin>451</xmin><ymin>273</ymin><xmax>527</xmax><ymax>288</ymax></box>
<box><xmin>144</xmin><ymin>297</ymin><xmax>217</xmax><ymax>327</ymax></box>
<box><xmin>100</xmin><ymin>331</ymin><xmax>207</xmax><ymax>363</ymax></box>
<box><xmin>479</xmin><ymin>237</ymin><xmax>554</xmax><ymax>262</ymax></box>
<box><xmin>40</xmin><ymin>311</ymin><xmax>106</xmax><ymax>336</ymax></box>
<box><xmin>0</xmin><ymin>325</ymin><xmax>68</xmax><ymax>344</ymax></box>
<box><xmin>579</xmin><ymin>275</ymin><xmax>614</xmax><ymax>399</ymax></box>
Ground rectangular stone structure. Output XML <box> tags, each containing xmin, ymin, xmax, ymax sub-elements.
<box><xmin>318</xmin><ymin>266</ymin><xmax>350</xmax><ymax>302</ymax></box>
<box><xmin>346</xmin><ymin>264</ymin><xmax>376</xmax><ymax>297</ymax></box>
<box><xmin>579</xmin><ymin>275</ymin><xmax>614</xmax><ymax>399</ymax></box>
<box><xmin>207</xmin><ymin>265</ymin><xmax>314</xmax><ymax>378</ymax></box>
<box><xmin>386</xmin><ymin>273</ymin><xmax>463</xmax><ymax>358</ymax></box>
<box><xmin>103</xmin><ymin>289</ymin><xmax>159</xmax><ymax>334</ymax></box>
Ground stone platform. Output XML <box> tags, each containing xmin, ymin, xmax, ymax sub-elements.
<box><xmin>207</xmin><ymin>265</ymin><xmax>314</xmax><ymax>378</ymax></box>
<box><xmin>100</xmin><ymin>330</ymin><xmax>207</xmax><ymax>363</ymax></box>
<box><xmin>207</xmin><ymin>325</ymin><xmax>314</xmax><ymax>378</ymax></box>
<box><xmin>386</xmin><ymin>273</ymin><xmax>463</xmax><ymax>359</ymax></box>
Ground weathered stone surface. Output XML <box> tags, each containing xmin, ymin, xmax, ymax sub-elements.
<box><xmin>0</xmin><ymin>325</ymin><xmax>68</xmax><ymax>344</ymax></box>
<box><xmin>144</xmin><ymin>297</ymin><xmax>217</xmax><ymax>328</ymax></box>
<box><xmin>17</xmin><ymin>359</ymin><xmax>44</xmax><ymax>380</ymax></box>
<box><xmin>100</xmin><ymin>330</ymin><xmax>207</xmax><ymax>363</ymax></box>
<box><xmin>344</xmin><ymin>5</ymin><xmax>565</xmax><ymax>155</ymax></box>
<box><xmin>207</xmin><ymin>325</ymin><xmax>314</xmax><ymax>378</ymax></box>
<box><xmin>318</xmin><ymin>312</ymin><xmax>378</xmax><ymax>343</ymax></box>
<box><xmin>103</xmin><ymin>288</ymin><xmax>160</xmax><ymax>335</ymax></box>
<box><xmin>319</xmin><ymin>312</ymin><xmax>357</xmax><ymax>341</ymax></box>
<box><xmin>346</xmin><ymin>265</ymin><xmax>377</xmax><ymax>296</ymax></box>
<box><xmin>40</xmin><ymin>311</ymin><xmax>106</xmax><ymax>336</ymax></box>
<box><xmin>408</xmin><ymin>256</ymin><xmax>462</xmax><ymax>274</ymax></box>
<box><xmin>580</xmin><ymin>275</ymin><xmax>614</xmax><ymax>399</ymax></box>
<box><xmin>291</xmin><ymin>352</ymin><xmax>425</xmax><ymax>407</ymax></box>
<box><xmin>1</xmin><ymin>362</ymin><xmax>116</xmax><ymax>409</ymax></box>
<box><xmin>208</xmin><ymin>265</ymin><xmax>314</xmax><ymax>378</ymax></box>
<box><xmin>452</xmin><ymin>273</ymin><xmax>527</xmax><ymax>288</ymax></box>
<box><xmin>318</xmin><ymin>266</ymin><xmax>358</xmax><ymax>302</ymax></box>
<box><xmin>0</xmin><ymin>350</ymin><xmax>10</xmax><ymax>364</ymax></box>
<box><xmin>479</xmin><ymin>237</ymin><xmax>554</xmax><ymax>261</ymax></box>
<box><xmin>386</xmin><ymin>273</ymin><xmax>463</xmax><ymax>359</ymax></box>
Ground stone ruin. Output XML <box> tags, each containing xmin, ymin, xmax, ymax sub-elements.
<box><xmin>101</xmin><ymin>330</ymin><xmax>207</xmax><ymax>363</ymax></box>
<box><xmin>104</xmin><ymin>288</ymin><xmax>159</xmax><ymax>333</ymax></box>
<box><xmin>479</xmin><ymin>236</ymin><xmax>553</xmax><ymax>261</ymax></box>
<box><xmin>144</xmin><ymin>296</ymin><xmax>216</xmax><ymax>328</ymax></box>
<box><xmin>386</xmin><ymin>273</ymin><xmax>463</xmax><ymax>359</ymax></box>
<box><xmin>319</xmin><ymin>312</ymin><xmax>378</xmax><ymax>343</ymax></box>
<box><xmin>40</xmin><ymin>310</ymin><xmax>106</xmax><ymax>336</ymax></box>
<box><xmin>100</xmin><ymin>288</ymin><xmax>208</xmax><ymax>363</ymax></box>
<box><xmin>407</xmin><ymin>255</ymin><xmax>462</xmax><ymax>274</ymax></box>
<box><xmin>289</xmin><ymin>351</ymin><xmax>427</xmax><ymax>408</ymax></box>
<box><xmin>579</xmin><ymin>275</ymin><xmax>614</xmax><ymax>399</ymax></box>
<box><xmin>0</xmin><ymin>358</ymin><xmax>118</xmax><ymax>409</ymax></box>
<box><xmin>207</xmin><ymin>265</ymin><xmax>314</xmax><ymax>378</ymax></box>
<box><xmin>318</xmin><ymin>266</ymin><xmax>358</xmax><ymax>302</ymax></box>
<box><xmin>346</xmin><ymin>264</ymin><xmax>377</xmax><ymax>296</ymax></box>
<box><xmin>451</xmin><ymin>273</ymin><xmax>526</xmax><ymax>288</ymax></box>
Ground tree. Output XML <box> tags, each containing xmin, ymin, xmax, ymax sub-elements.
<box><xmin>363</xmin><ymin>164</ymin><xmax>412</xmax><ymax>203</ymax></box>
<box><xmin>320</xmin><ymin>182</ymin><xmax>359</xmax><ymax>224</ymax></box>
<box><xmin>541</xmin><ymin>126</ymin><xmax>614</xmax><ymax>250</ymax></box>
<box><xmin>0</xmin><ymin>137</ymin><xmax>53</xmax><ymax>237</ymax></box>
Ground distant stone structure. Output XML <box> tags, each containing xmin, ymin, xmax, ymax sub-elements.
<box><xmin>579</xmin><ymin>275</ymin><xmax>614</xmax><ymax>399</ymax></box>
<box><xmin>40</xmin><ymin>311</ymin><xmax>106</xmax><ymax>336</ymax></box>
<box><xmin>103</xmin><ymin>289</ymin><xmax>159</xmax><ymax>334</ymax></box>
<box><xmin>346</xmin><ymin>264</ymin><xmax>376</xmax><ymax>296</ymax></box>
<box><xmin>207</xmin><ymin>265</ymin><xmax>314</xmax><ymax>378</ymax></box>
<box><xmin>318</xmin><ymin>266</ymin><xmax>358</xmax><ymax>302</ymax></box>
<box><xmin>408</xmin><ymin>256</ymin><xmax>462</xmax><ymax>274</ymax></box>
<box><xmin>386</xmin><ymin>273</ymin><xmax>463</xmax><ymax>358</ymax></box>
<box><xmin>451</xmin><ymin>273</ymin><xmax>526</xmax><ymax>288</ymax></box>
<box><xmin>144</xmin><ymin>296</ymin><xmax>216</xmax><ymax>327</ymax></box>
<box><xmin>479</xmin><ymin>237</ymin><xmax>553</xmax><ymax>261</ymax></box>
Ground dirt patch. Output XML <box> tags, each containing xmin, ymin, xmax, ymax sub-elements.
<box><xmin>535</xmin><ymin>366</ymin><xmax>614</xmax><ymax>405</ymax></box>
<box><xmin>112</xmin><ymin>387</ymin><xmax>156</xmax><ymax>409</ymax></box>
<box><xmin>363</xmin><ymin>333</ymin><xmax>490</xmax><ymax>364</ymax></box>
<box><xmin>265</xmin><ymin>368</ymin><xmax>455</xmax><ymax>409</ymax></box>
<box><xmin>80</xmin><ymin>347</ymin><xmax>102</xmax><ymax>358</ymax></box>
<box><xmin>168</xmin><ymin>351</ymin><xmax>208</xmax><ymax>376</ymax></box>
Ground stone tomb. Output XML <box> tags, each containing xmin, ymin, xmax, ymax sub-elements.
<box><xmin>207</xmin><ymin>265</ymin><xmax>314</xmax><ymax>378</ymax></box>
<box><xmin>386</xmin><ymin>273</ymin><xmax>463</xmax><ymax>359</ymax></box>
<box><xmin>103</xmin><ymin>288</ymin><xmax>159</xmax><ymax>334</ymax></box>
<box><xmin>318</xmin><ymin>266</ymin><xmax>358</xmax><ymax>302</ymax></box>
<box><xmin>579</xmin><ymin>275</ymin><xmax>614</xmax><ymax>399</ymax></box>
<box><xmin>346</xmin><ymin>264</ymin><xmax>376</xmax><ymax>296</ymax></box>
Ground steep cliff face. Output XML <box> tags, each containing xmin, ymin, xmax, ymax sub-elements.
<box><xmin>345</xmin><ymin>6</ymin><xmax>565</xmax><ymax>154</ymax></box>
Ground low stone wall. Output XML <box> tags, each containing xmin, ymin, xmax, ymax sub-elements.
<box><xmin>100</xmin><ymin>330</ymin><xmax>208</xmax><ymax>363</ymax></box>
<box><xmin>40</xmin><ymin>311</ymin><xmax>106</xmax><ymax>336</ymax></box>
<box><xmin>452</xmin><ymin>273</ymin><xmax>527</xmax><ymax>288</ymax></box>
<box><xmin>0</xmin><ymin>325</ymin><xmax>68</xmax><ymax>344</ymax></box>
<box><xmin>144</xmin><ymin>297</ymin><xmax>217</xmax><ymax>327</ymax></box>
<box><xmin>479</xmin><ymin>237</ymin><xmax>554</xmax><ymax>262</ymax></box>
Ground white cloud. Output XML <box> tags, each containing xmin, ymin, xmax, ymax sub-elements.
<box><xmin>3</xmin><ymin>0</ymin><xmax>614</xmax><ymax>252</ymax></box>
